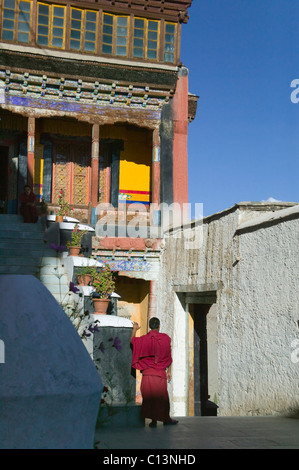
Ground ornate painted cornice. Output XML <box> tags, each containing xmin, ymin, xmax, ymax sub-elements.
<box><xmin>0</xmin><ymin>67</ymin><xmax>173</xmax><ymax>109</ymax></box>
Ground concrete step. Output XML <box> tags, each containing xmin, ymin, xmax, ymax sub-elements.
<box><xmin>0</xmin><ymin>265</ymin><xmax>40</xmax><ymax>275</ymax></box>
<box><xmin>0</xmin><ymin>247</ymin><xmax>56</xmax><ymax>256</ymax></box>
<box><xmin>0</xmin><ymin>256</ymin><xmax>51</xmax><ymax>266</ymax></box>
<box><xmin>39</xmin><ymin>273</ymin><xmax>69</xmax><ymax>286</ymax></box>
<box><xmin>0</xmin><ymin>229</ymin><xmax>45</xmax><ymax>238</ymax></box>
<box><xmin>39</xmin><ymin>263</ymin><xmax>65</xmax><ymax>275</ymax></box>
<box><xmin>0</xmin><ymin>215</ymin><xmax>70</xmax><ymax>296</ymax></box>
<box><xmin>0</xmin><ymin>244</ymin><xmax>46</xmax><ymax>253</ymax></box>
<box><xmin>43</xmin><ymin>282</ymin><xmax>70</xmax><ymax>296</ymax></box>
<box><xmin>0</xmin><ymin>215</ymin><xmax>45</xmax><ymax>228</ymax></box>
<box><xmin>0</xmin><ymin>215</ymin><xmax>24</xmax><ymax>223</ymax></box>
<box><xmin>0</xmin><ymin>223</ymin><xmax>45</xmax><ymax>231</ymax></box>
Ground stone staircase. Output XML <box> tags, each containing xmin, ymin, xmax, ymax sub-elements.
<box><xmin>0</xmin><ymin>214</ymin><xmax>70</xmax><ymax>302</ymax></box>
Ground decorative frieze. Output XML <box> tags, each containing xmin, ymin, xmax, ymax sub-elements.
<box><xmin>0</xmin><ymin>68</ymin><xmax>172</xmax><ymax>111</ymax></box>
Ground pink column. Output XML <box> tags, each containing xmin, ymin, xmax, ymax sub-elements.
<box><xmin>148</xmin><ymin>280</ymin><xmax>157</xmax><ymax>319</ymax></box>
<box><xmin>172</xmin><ymin>67</ymin><xmax>189</xmax><ymax>205</ymax></box>
<box><xmin>91</xmin><ymin>123</ymin><xmax>99</xmax><ymax>208</ymax></box>
<box><xmin>152</xmin><ymin>128</ymin><xmax>160</xmax><ymax>205</ymax></box>
<box><xmin>27</xmin><ymin>117</ymin><xmax>35</xmax><ymax>189</ymax></box>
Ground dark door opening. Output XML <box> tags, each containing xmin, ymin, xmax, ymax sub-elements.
<box><xmin>193</xmin><ymin>304</ymin><xmax>211</xmax><ymax>416</ymax></box>
<box><xmin>0</xmin><ymin>146</ymin><xmax>9</xmax><ymax>213</ymax></box>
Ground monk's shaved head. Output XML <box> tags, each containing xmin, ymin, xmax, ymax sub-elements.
<box><xmin>149</xmin><ymin>317</ymin><xmax>160</xmax><ymax>330</ymax></box>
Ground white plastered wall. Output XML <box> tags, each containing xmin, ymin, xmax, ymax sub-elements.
<box><xmin>171</xmin><ymin>293</ymin><xmax>189</xmax><ymax>416</ymax></box>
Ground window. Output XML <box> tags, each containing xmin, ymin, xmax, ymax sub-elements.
<box><xmin>85</xmin><ymin>10</ymin><xmax>97</xmax><ymax>52</ymax></box>
<box><xmin>1</xmin><ymin>4</ymin><xmax>176</xmax><ymax>64</ymax></box>
<box><xmin>116</xmin><ymin>16</ymin><xmax>128</xmax><ymax>56</ymax></box>
<box><xmin>102</xmin><ymin>13</ymin><xmax>113</xmax><ymax>54</ymax></box>
<box><xmin>164</xmin><ymin>22</ymin><xmax>176</xmax><ymax>63</ymax></box>
<box><xmin>133</xmin><ymin>18</ymin><xmax>159</xmax><ymax>60</ymax></box>
<box><xmin>133</xmin><ymin>18</ymin><xmax>144</xmax><ymax>58</ymax></box>
<box><xmin>37</xmin><ymin>3</ymin><xmax>65</xmax><ymax>48</ymax></box>
<box><xmin>102</xmin><ymin>13</ymin><xmax>128</xmax><ymax>57</ymax></box>
<box><xmin>70</xmin><ymin>8</ymin><xmax>97</xmax><ymax>53</ymax></box>
<box><xmin>70</xmin><ymin>8</ymin><xmax>82</xmax><ymax>50</ymax></box>
<box><xmin>147</xmin><ymin>20</ymin><xmax>158</xmax><ymax>60</ymax></box>
<box><xmin>1</xmin><ymin>0</ymin><xmax>31</xmax><ymax>43</ymax></box>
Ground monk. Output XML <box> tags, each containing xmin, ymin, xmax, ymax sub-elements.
<box><xmin>131</xmin><ymin>317</ymin><xmax>178</xmax><ymax>427</ymax></box>
<box><xmin>19</xmin><ymin>185</ymin><xmax>38</xmax><ymax>223</ymax></box>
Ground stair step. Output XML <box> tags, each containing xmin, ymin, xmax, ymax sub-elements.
<box><xmin>0</xmin><ymin>235</ymin><xmax>46</xmax><ymax>241</ymax></box>
<box><xmin>0</xmin><ymin>215</ymin><xmax>24</xmax><ymax>223</ymax></box>
<box><xmin>39</xmin><ymin>264</ymin><xmax>65</xmax><ymax>275</ymax></box>
<box><xmin>0</xmin><ymin>228</ymin><xmax>45</xmax><ymax>236</ymax></box>
<box><xmin>0</xmin><ymin>222</ymin><xmax>44</xmax><ymax>230</ymax></box>
<box><xmin>0</xmin><ymin>257</ymin><xmax>47</xmax><ymax>266</ymax></box>
<box><xmin>39</xmin><ymin>273</ymin><xmax>69</xmax><ymax>285</ymax></box>
<box><xmin>0</xmin><ymin>266</ymin><xmax>40</xmax><ymax>275</ymax></box>
<box><xmin>0</xmin><ymin>242</ymin><xmax>50</xmax><ymax>251</ymax></box>
<box><xmin>0</xmin><ymin>248</ymin><xmax>55</xmax><ymax>256</ymax></box>
<box><xmin>0</xmin><ymin>215</ymin><xmax>70</xmax><ymax>293</ymax></box>
<box><xmin>43</xmin><ymin>283</ymin><xmax>70</xmax><ymax>296</ymax></box>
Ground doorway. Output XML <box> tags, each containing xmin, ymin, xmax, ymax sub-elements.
<box><xmin>0</xmin><ymin>146</ymin><xmax>9</xmax><ymax>213</ymax></box>
<box><xmin>185</xmin><ymin>292</ymin><xmax>218</xmax><ymax>417</ymax></box>
<box><xmin>192</xmin><ymin>304</ymin><xmax>210</xmax><ymax>416</ymax></box>
<box><xmin>52</xmin><ymin>140</ymin><xmax>91</xmax><ymax>206</ymax></box>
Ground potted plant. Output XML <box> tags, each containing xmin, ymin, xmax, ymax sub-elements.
<box><xmin>56</xmin><ymin>188</ymin><xmax>73</xmax><ymax>221</ymax></box>
<box><xmin>38</xmin><ymin>198</ymin><xmax>48</xmax><ymax>217</ymax></box>
<box><xmin>67</xmin><ymin>224</ymin><xmax>87</xmax><ymax>256</ymax></box>
<box><xmin>76</xmin><ymin>265</ymin><xmax>94</xmax><ymax>286</ymax></box>
<box><xmin>91</xmin><ymin>265</ymin><xmax>115</xmax><ymax>314</ymax></box>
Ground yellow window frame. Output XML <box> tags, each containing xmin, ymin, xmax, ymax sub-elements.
<box><xmin>102</xmin><ymin>12</ymin><xmax>113</xmax><ymax>55</ymax></box>
<box><xmin>37</xmin><ymin>2</ymin><xmax>66</xmax><ymax>49</ymax></box>
<box><xmin>146</xmin><ymin>19</ymin><xmax>159</xmax><ymax>61</ymax></box>
<box><xmin>1</xmin><ymin>0</ymin><xmax>32</xmax><ymax>43</ymax></box>
<box><xmin>70</xmin><ymin>7</ymin><xmax>98</xmax><ymax>53</ymax></box>
<box><xmin>133</xmin><ymin>17</ymin><xmax>159</xmax><ymax>61</ymax></box>
<box><xmin>133</xmin><ymin>17</ymin><xmax>145</xmax><ymax>58</ymax></box>
<box><xmin>102</xmin><ymin>12</ymin><xmax>129</xmax><ymax>57</ymax></box>
<box><xmin>164</xmin><ymin>21</ymin><xmax>176</xmax><ymax>63</ymax></box>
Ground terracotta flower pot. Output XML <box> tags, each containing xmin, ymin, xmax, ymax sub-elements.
<box><xmin>93</xmin><ymin>298</ymin><xmax>110</xmax><ymax>314</ymax></box>
<box><xmin>56</xmin><ymin>215</ymin><xmax>64</xmax><ymax>222</ymax></box>
<box><xmin>69</xmin><ymin>246</ymin><xmax>81</xmax><ymax>256</ymax></box>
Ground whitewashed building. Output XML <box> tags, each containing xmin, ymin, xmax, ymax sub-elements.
<box><xmin>157</xmin><ymin>202</ymin><xmax>299</xmax><ymax>417</ymax></box>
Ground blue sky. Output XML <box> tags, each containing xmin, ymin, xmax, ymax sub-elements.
<box><xmin>181</xmin><ymin>0</ymin><xmax>299</xmax><ymax>217</ymax></box>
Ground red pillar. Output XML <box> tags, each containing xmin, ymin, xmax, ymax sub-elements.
<box><xmin>172</xmin><ymin>67</ymin><xmax>189</xmax><ymax>205</ymax></box>
<box><xmin>152</xmin><ymin>128</ymin><xmax>160</xmax><ymax>204</ymax></box>
<box><xmin>91</xmin><ymin>123</ymin><xmax>99</xmax><ymax>208</ymax></box>
<box><xmin>148</xmin><ymin>280</ymin><xmax>157</xmax><ymax>319</ymax></box>
<box><xmin>27</xmin><ymin>117</ymin><xmax>35</xmax><ymax>189</ymax></box>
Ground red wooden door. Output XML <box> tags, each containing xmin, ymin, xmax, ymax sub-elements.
<box><xmin>52</xmin><ymin>141</ymin><xmax>91</xmax><ymax>206</ymax></box>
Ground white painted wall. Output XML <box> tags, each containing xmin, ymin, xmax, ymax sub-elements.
<box><xmin>171</xmin><ymin>293</ymin><xmax>188</xmax><ymax>416</ymax></box>
<box><xmin>158</xmin><ymin>203</ymin><xmax>299</xmax><ymax>417</ymax></box>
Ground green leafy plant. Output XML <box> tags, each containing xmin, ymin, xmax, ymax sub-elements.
<box><xmin>91</xmin><ymin>264</ymin><xmax>115</xmax><ymax>299</ymax></box>
<box><xmin>39</xmin><ymin>198</ymin><xmax>48</xmax><ymax>215</ymax></box>
<box><xmin>76</xmin><ymin>265</ymin><xmax>94</xmax><ymax>285</ymax></box>
<box><xmin>76</xmin><ymin>264</ymin><xmax>94</xmax><ymax>276</ymax></box>
<box><xmin>67</xmin><ymin>223</ymin><xmax>88</xmax><ymax>248</ymax></box>
<box><xmin>56</xmin><ymin>188</ymin><xmax>73</xmax><ymax>216</ymax></box>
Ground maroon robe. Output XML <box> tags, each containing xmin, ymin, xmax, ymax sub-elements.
<box><xmin>20</xmin><ymin>191</ymin><xmax>38</xmax><ymax>223</ymax></box>
<box><xmin>132</xmin><ymin>329</ymin><xmax>172</xmax><ymax>422</ymax></box>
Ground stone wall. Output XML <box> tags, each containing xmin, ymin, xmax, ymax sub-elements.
<box><xmin>158</xmin><ymin>202</ymin><xmax>299</xmax><ymax>417</ymax></box>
